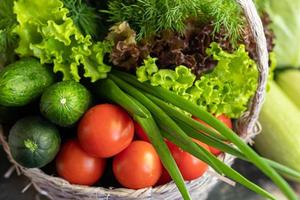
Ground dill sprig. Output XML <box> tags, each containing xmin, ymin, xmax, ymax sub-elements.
<box><xmin>63</xmin><ymin>0</ymin><xmax>102</xmax><ymax>39</ymax></box>
<box><xmin>105</xmin><ymin>0</ymin><xmax>245</xmax><ymax>43</ymax></box>
<box><xmin>200</xmin><ymin>0</ymin><xmax>244</xmax><ymax>43</ymax></box>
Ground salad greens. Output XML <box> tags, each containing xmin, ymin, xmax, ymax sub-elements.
<box><xmin>136</xmin><ymin>43</ymin><xmax>258</xmax><ymax>118</ymax></box>
<box><xmin>13</xmin><ymin>0</ymin><xmax>112</xmax><ymax>82</ymax></box>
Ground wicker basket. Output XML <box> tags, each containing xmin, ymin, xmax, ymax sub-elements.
<box><xmin>0</xmin><ymin>0</ymin><xmax>269</xmax><ymax>199</ymax></box>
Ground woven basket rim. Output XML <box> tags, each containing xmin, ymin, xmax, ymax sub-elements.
<box><xmin>0</xmin><ymin>131</ymin><xmax>237</xmax><ymax>199</ymax></box>
<box><xmin>0</xmin><ymin>0</ymin><xmax>269</xmax><ymax>199</ymax></box>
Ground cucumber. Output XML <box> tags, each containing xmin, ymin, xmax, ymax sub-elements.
<box><xmin>0</xmin><ymin>57</ymin><xmax>56</xmax><ymax>107</ymax></box>
<box><xmin>40</xmin><ymin>81</ymin><xmax>92</xmax><ymax>127</ymax></box>
<box><xmin>8</xmin><ymin>116</ymin><xmax>61</xmax><ymax>168</ymax></box>
<box><xmin>276</xmin><ymin>69</ymin><xmax>300</xmax><ymax>109</ymax></box>
<box><xmin>255</xmin><ymin>81</ymin><xmax>300</xmax><ymax>182</ymax></box>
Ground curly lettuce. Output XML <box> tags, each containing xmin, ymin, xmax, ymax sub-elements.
<box><xmin>13</xmin><ymin>0</ymin><xmax>111</xmax><ymax>82</ymax></box>
<box><xmin>137</xmin><ymin>43</ymin><xmax>258</xmax><ymax>118</ymax></box>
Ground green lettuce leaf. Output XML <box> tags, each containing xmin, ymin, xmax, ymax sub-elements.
<box><xmin>136</xmin><ymin>43</ymin><xmax>259</xmax><ymax>118</ymax></box>
<box><xmin>13</xmin><ymin>0</ymin><xmax>111</xmax><ymax>82</ymax></box>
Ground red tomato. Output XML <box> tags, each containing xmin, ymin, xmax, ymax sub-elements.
<box><xmin>156</xmin><ymin>167</ymin><xmax>171</xmax><ymax>185</ymax></box>
<box><xmin>208</xmin><ymin>145</ymin><xmax>222</xmax><ymax>155</ymax></box>
<box><xmin>216</xmin><ymin>114</ymin><xmax>233</xmax><ymax>129</ymax></box>
<box><xmin>78</xmin><ymin>104</ymin><xmax>134</xmax><ymax>158</ymax></box>
<box><xmin>194</xmin><ymin>114</ymin><xmax>232</xmax><ymax>155</ymax></box>
<box><xmin>166</xmin><ymin>140</ymin><xmax>209</xmax><ymax>181</ymax></box>
<box><xmin>113</xmin><ymin>141</ymin><xmax>162</xmax><ymax>189</ymax></box>
<box><xmin>193</xmin><ymin>114</ymin><xmax>232</xmax><ymax>129</ymax></box>
<box><xmin>134</xmin><ymin>122</ymin><xmax>150</xmax><ymax>142</ymax></box>
<box><xmin>56</xmin><ymin>140</ymin><xmax>106</xmax><ymax>186</ymax></box>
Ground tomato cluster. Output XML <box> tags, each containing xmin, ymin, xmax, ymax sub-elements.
<box><xmin>56</xmin><ymin>104</ymin><xmax>232</xmax><ymax>189</ymax></box>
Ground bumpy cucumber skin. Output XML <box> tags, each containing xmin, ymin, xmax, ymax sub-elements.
<box><xmin>40</xmin><ymin>81</ymin><xmax>92</xmax><ymax>127</ymax></box>
<box><xmin>8</xmin><ymin>116</ymin><xmax>61</xmax><ymax>168</ymax></box>
<box><xmin>0</xmin><ymin>58</ymin><xmax>56</xmax><ymax>107</ymax></box>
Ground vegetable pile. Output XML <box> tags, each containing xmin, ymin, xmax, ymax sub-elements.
<box><xmin>1</xmin><ymin>0</ymin><xmax>300</xmax><ymax>200</ymax></box>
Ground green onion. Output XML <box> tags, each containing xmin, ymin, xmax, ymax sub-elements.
<box><xmin>109</xmin><ymin>74</ymin><xmax>275</xmax><ymax>200</ymax></box>
<box><xmin>109</xmin><ymin>74</ymin><xmax>223</xmax><ymax>173</ymax></box>
<box><xmin>176</xmin><ymin>118</ymin><xmax>300</xmax><ymax>181</ymax></box>
<box><xmin>95</xmin><ymin>79</ymin><xmax>191</xmax><ymax>200</ymax></box>
<box><xmin>94</xmin><ymin>80</ymin><xmax>149</xmax><ymax>118</ymax></box>
<box><xmin>145</xmin><ymin>93</ymin><xmax>227</xmax><ymax>141</ymax></box>
<box><xmin>156</xmin><ymin>122</ymin><xmax>275</xmax><ymax>200</ymax></box>
<box><xmin>112</xmin><ymin>70</ymin><xmax>298</xmax><ymax>200</ymax></box>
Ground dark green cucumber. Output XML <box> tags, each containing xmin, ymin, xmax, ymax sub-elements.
<box><xmin>0</xmin><ymin>57</ymin><xmax>56</xmax><ymax>107</ymax></box>
<box><xmin>8</xmin><ymin>116</ymin><xmax>61</xmax><ymax>168</ymax></box>
<box><xmin>40</xmin><ymin>81</ymin><xmax>92</xmax><ymax>127</ymax></box>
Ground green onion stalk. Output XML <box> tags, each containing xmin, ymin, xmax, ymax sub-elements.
<box><xmin>93</xmin><ymin>70</ymin><xmax>300</xmax><ymax>200</ymax></box>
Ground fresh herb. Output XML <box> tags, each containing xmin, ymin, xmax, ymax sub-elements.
<box><xmin>13</xmin><ymin>0</ymin><xmax>112</xmax><ymax>82</ymax></box>
<box><xmin>0</xmin><ymin>0</ymin><xmax>18</xmax><ymax>67</ymax></box>
<box><xmin>105</xmin><ymin>0</ymin><xmax>244</xmax><ymax>43</ymax></box>
<box><xmin>136</xmin><ymin>42</ymin><xmax>258</xmax><ymax>118</ymax></box>
<box><xmin>108</xmin><ymin>17</ymin><xmax>274</xmax><ymax>75</ymax></box>
<box><xmin>62</xmin><ymin>0</ymin><xmax>101</xmax><ymax>39</ymax></box>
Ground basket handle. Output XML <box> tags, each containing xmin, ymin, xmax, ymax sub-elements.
<box><xmin>235</xmin><ymin>0</ymin><xmax>269</xmax><ymax>138</ymax></box>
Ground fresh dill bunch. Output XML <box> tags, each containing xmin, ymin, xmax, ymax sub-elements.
<box><xmin>63</xmin><ymin>0</ymin><xmax>102</xmax><ymax>39</ymax></box>
<box><xmin>106</xmin><ymin>0</ymin><xmax>245</xmax><ymax>43</ymax></box>
<box><xmin>199</xmin><ymin>0</ymin><xmax>245</xmax><ymax>43</ymax></box>
<box><xmin>106</xmin><ymin>0</ymin><xmax>201</xmax><ymax>40</ymax></box>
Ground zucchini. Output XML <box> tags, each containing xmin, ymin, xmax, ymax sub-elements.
<box><xmin>0</xmin><ymin>58</ymin><xmax>56</xmax><ymax>107</ymax></box>
<box><xmin>8</xmin><ymin>116</ymin><xmax>61</xmax><ymax>168</ymax></box>
<box><xmin>254</xmin><ymin>81</ymin><xmax>300</xmax><ymax>181</ymax></box>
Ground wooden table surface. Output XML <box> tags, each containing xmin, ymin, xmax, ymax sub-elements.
<box><xmin>0</xmin><ymin>146</ymin><xmax>299</xmax><ymax>200</ymax></box>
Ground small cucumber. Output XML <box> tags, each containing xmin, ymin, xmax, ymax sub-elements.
<box><xmin>40</xmin><ymin>81</ymin><xmax>92</xmax><ymax>127</ymax></box>
<box><xmin>0</xmin><ymin>57</ymin><xmax>56</xmax><ymax>107</ymax></box>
